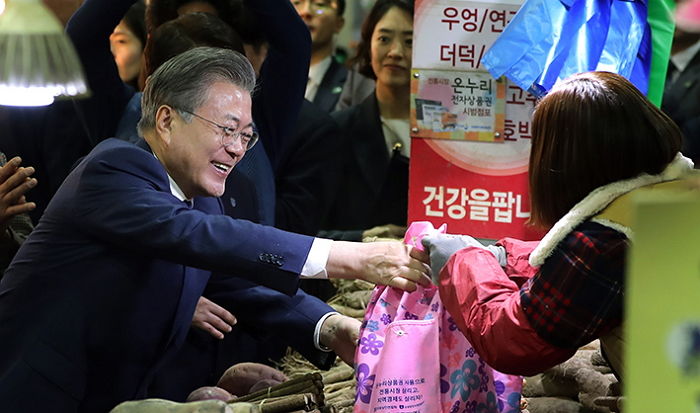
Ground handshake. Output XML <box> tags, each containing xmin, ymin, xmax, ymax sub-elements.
<box><xmin>421</xmin><ymin>233</ymin><xmax>506</xmax><ymax>284</ymax></box>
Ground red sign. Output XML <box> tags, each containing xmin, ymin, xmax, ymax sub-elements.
<box><xmin>410</xmin><ymin>0</ymin><xmax>543</xmax><ymax>240</ymax></box>
<box><xmin>408</xmin><ymin>138</ymin><xmax>543</xmax><ymax>240</ymax></box>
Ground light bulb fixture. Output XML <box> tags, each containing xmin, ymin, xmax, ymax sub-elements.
<box><xmin>0</xmin><ymin>0</ymin><xmax>88</xmax><ymax>107</ymax></box>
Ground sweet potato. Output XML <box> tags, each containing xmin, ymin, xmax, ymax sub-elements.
<box><xmin>186</xmin><ymin>386</ymin><xmax>234</xmax><ymax>402</ymax></box>
<box><xmin>109</xmin><ymin>398</ymin><xmax>261</xmax><ymax>413</ymax></box>
<box><xmin>247</xmin><ymin>378</ymin><xmax>284</xmax><ymax>394</ymax></box>
<box><xmin>217</xmin><ymin>362</ymin><xmax>288</xmax><ymax>396</ymax></box>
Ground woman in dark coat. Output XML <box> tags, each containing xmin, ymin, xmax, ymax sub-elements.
<box><xmin>322</xmin><ymin>0</ymin><xmax>414</xmax><ymax>241</ymax></box>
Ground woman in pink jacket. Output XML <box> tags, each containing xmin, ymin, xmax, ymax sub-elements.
<box><xmin>423</xmin><ymin>71</ymin><xmax>691</xmax><ymax>380</ymax></box>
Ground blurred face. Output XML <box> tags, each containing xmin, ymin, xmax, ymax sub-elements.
<box><xmin>110</xmin><ymin>22</ymin><xmax>144</xmax><ymax>83</ymax></box>
<box><xmin>176</xmin><ymin>1</ymin><xmax>218</xmax><ymax>16</ymax></box>
<box><xmin>370</xmin><ymin>7</ymin><xmax>413</xmax><ymax>90</ymax></box>
<box><xmin>292</xmin><ymin>0</ymin><xmax>344</xmax><ymax>51</ymax></box>
<box><xmin>162</xmin><ymin>81</ymin><xmax>253</xmax><ymax>198</ymax></box>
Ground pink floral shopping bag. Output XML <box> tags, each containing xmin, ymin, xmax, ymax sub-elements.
<box><xmin>354</xmin><ymin>222</ymin><xmax>522</xmax><ymax>413</ymax></box>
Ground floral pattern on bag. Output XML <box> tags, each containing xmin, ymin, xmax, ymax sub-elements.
<box><xmin>354</xmin><ymin>222</ymin><xmax>522</xmax><ymax>413</ymax></box>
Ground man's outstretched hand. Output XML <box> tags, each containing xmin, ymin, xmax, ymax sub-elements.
<box><xmin>327</xmin><ymin>241</ymin><xmax>431</xmax><ymax>292</ymax></box>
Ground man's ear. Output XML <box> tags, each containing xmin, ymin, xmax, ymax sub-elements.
<box><xmin>155</xmin><ymin>105</ymin><xmax>175</xmax><ymax>145</ymax></box>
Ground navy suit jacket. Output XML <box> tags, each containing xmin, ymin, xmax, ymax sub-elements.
<box><xmin>662</xmin><ymin>51</ymin><xmax>700</xmax><ymax>162</ymax></box>
<box><xmin>0</xmin><ymin>139</ymin><xmax>313</xmax><ymax>412</ymax></box>
<box><xmin>252</xmin><ymin>0</ymin><xmax>311</xmax><ymax>168</ymax></box>
<box><xmin>312</xmin><ymin>58</ymin><xmax>348</xmax><ymax>113</ymax></box>
<box><xmin>275</xmin><ymin>100</ymin><xmax>344</xmax><ymax>236</ymax></box>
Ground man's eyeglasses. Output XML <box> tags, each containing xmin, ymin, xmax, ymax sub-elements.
<box><xmin>179</xmin><ymin>109</ymin><xmax>258</xmax><ymax>150</ymax></box>
<box><xmin>291</xmin><ymin>0</ymin><xmax>337</xmax><ymax>15</ymax></box>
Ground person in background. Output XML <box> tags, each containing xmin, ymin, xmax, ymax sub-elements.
<box><xmin>292</xmin><ymin>0</ymin><xmax>375</xmax><ymax>112</ymax></box>
<box><xmin>273</xmin><ymin>97</ymin><xmax>345</xmax><ymax>301</ymax></box>
<box><xmin>335</xmin><ymin>64</ymin><xmax>376</xmax><ymax>111</ymax></box>
<box><xmin>334</xmin><ymin>1</ymin><xmax>377</xmax><ymax>111</ymax></box>
<box><xmin>423</xmin><ymin>71</ymin><xmax>690</xmax><ymax>381</ymax></box>
<box><xmin>662</xmin><ymin>26</ymin><xmax>700</xmax><ymax>165</ymax></box>
<box><xmin>0</xmin><ymin>155</ymin><xmax>36</xmax><ymax>276</ymax></box>
<box><xmin>146</xmin><ymin>0</ymin><xmax>238</xmax><ymax>30</ymax></box>
<box><xmin>293</xmin><ymin>0</ymin><xmax>348</xmax><ymax>112</ymax></box>
<box><xmin>226</xmin><ymin>1</ymin><xmax>346</xmax><ymax>237</ymax></box>
<box><xmin>321</xmin><ymin>0</ymin><xmax>413</xmax><ymax>241</ymax></box>
<box><xmin>110</xmin><ymin>1</ymin><xmax>147</xmax><ymax>89</ymax></box>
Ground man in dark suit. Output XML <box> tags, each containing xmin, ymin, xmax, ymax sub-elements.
<box><xmin>321</xmin><ymin>93</ymin><xmax>409</xmax><ymax>242</ymax></box>
<box><xmin>0</xmin><ymin>47</ymin><xmax>430</xmax><ymax>413</ymax></box>
<box><xmin>274</xmin><ymin>99</ymin><xmax>347</xmax><ymax>301</ymax></box>
<box><xmin>294</xmin><ymin>0</ymin><xmax>348</xmax><ymax>112</ymax></box>
<box><xmin>662</xmin><ymin>27</ymin><xmax>700</xmax><ymax>164</ymax></box>
<box><xmin>275</xmin><ymin>100</ymin><xmax>343</xmax><ymax>236</ymax></box>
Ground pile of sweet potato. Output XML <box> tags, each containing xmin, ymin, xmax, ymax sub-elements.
<box><xmin>522</xmin><ymin>341</ymin><xmax>621</xmax><ymax>413</ymax></box>
<box><xmin>110</xmin><ymin>363</ymin><xmax>302</xmax><ymax>413</ymax></box>
<box><xmin>188</xmin><ymin>362</ymin><xmax>288</xmax><ymax>402</ymax></box>
<box><xmin>110</xmin><ymin>399</ymin><xmax>260</xmax><ymax>413</ymax></box>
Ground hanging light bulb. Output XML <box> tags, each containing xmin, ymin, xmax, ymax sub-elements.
<box><xmin>0</xmin><ymin>0</ymin><xmax>89</xmax><ymax>106</ymax></box>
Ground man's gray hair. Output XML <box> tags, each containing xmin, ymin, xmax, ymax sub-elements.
<box><xmin>137</xmin><ymin>47</ymin><xmax>256</xmax><ymax>135</ymax></box>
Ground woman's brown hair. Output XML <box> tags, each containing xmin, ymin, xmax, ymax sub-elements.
<box><xmin>528</xmin><ymin>71</ymin><xmax>683</xmax><ymax>228</ymax></box>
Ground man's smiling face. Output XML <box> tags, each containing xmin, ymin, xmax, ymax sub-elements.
<box><xmin>163</xmin><ymin>81</ymin><xmax>253</xmax><ymax>199</ymax></box>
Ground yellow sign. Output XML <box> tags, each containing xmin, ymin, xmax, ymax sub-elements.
<box><xmin>627</xmin><ymin>189</ymin><xmax>700</xmax><ymax>412</ymax></box>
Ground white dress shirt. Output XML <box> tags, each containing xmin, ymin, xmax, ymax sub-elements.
<box><xmin>306</xmin><ymin>56</ymin><xmax>333</xmax><ymax>102</ymax></box>
<box><xmin>380</xmin><ymin>117</ymin><xmax>411</xmax><ymax>157</ymax></box>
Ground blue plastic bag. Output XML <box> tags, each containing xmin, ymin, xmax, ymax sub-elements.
<box><xmin>482</xmin><ymin>0</ymin><xmax>651</xmax><ymax>97</ymax></box>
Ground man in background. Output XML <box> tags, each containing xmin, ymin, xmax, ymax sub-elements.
<box><xmin>294</xmin><ymin>0</ymin><xmax>348</xmax><ymax>112</ymax></box>
<box><xmin>662</xmin><ymin>27</ymin><xmax>700</xmax><ymax>165</ymax></box>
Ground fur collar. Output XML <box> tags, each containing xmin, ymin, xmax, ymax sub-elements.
<box><xmin>529</xmin><ymin>153</ymin><xmax>694</xmax><ymax>267</ymax></box>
